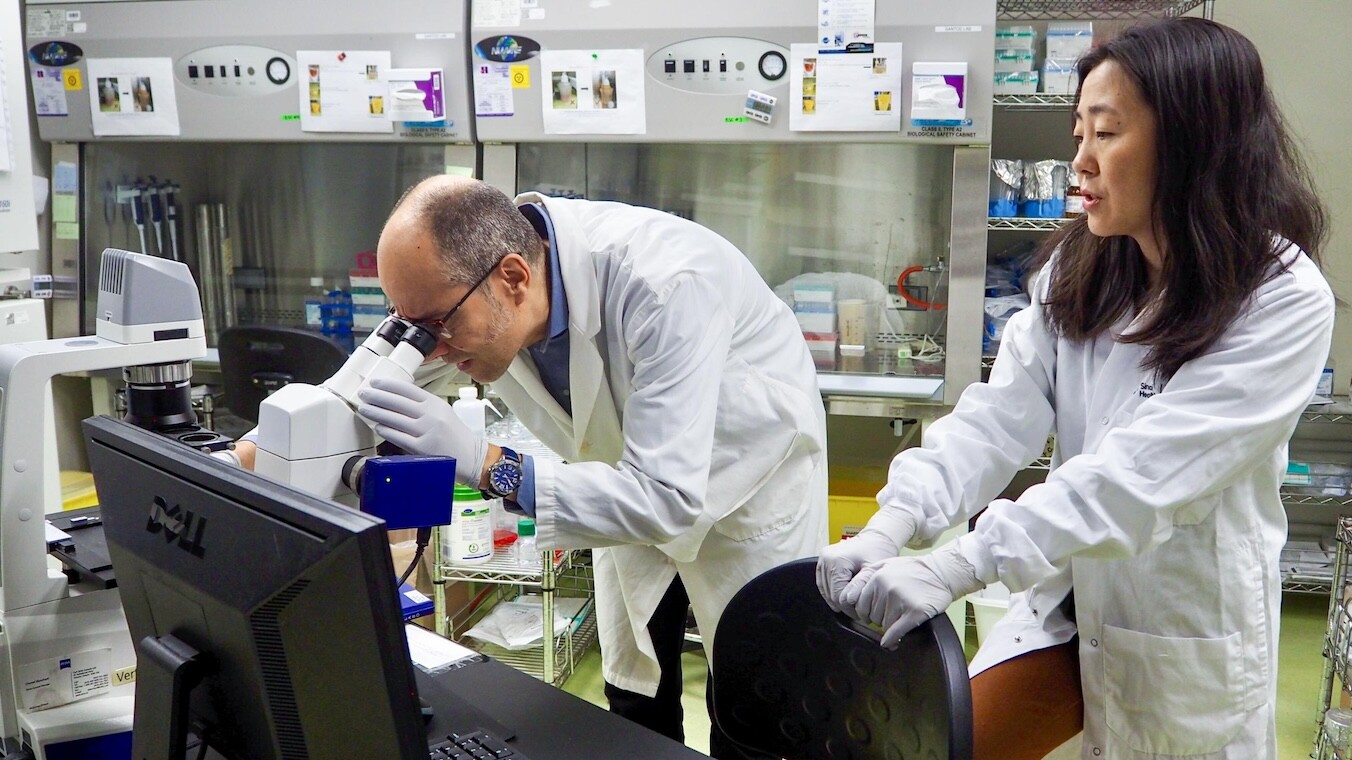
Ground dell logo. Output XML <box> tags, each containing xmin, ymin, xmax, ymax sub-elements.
<box><xmin>146</xmin><ymin>496</ymin><xmax>207</xmax><ymax>558</ymax></box>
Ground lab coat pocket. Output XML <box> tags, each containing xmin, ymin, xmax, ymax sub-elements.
<box><xmin>1103</xmin><ymin>624</ymin><xmax>1246</xmax><ymax>755</ymax></box>
<box><xmin>709</xmin><ymin>364</ymin><xmax>822</xmax><ymax>542</ymax></box>
<box><xmin>713</xmin><ymin>430</ymin><xmax>817</xmax><ymax>542</ymax></box>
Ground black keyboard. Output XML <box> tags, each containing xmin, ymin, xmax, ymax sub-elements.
<box><xmin>429</xmin><ymin>728</ymin><xmax>530</xmax><ymax>759</ymax></box>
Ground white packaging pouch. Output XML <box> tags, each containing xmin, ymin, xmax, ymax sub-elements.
<box><xmin>911</xmin><ymin>62</ymin><xmax>968</xmax><ymax>124</ymax></box>
<box><xmin>464</xmin><ymin>597</ymin><xmax>588</xmax><ymax>651</ymax></box>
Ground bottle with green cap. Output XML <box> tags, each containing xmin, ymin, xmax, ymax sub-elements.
<box><xmin>445</xmin><ymin>485</ymin><xmax>493</xmax><ymax>566</ymax></box>
<box><xmin>515</xmin><ymin>517</ymin><xmax>538</xmax><ymax>569</ymax></box>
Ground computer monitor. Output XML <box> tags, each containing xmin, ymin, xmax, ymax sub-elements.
<box><xmin>83</xmin><ymin>415</ymin><xmax>426</xmax><ymax>759</ymax></box>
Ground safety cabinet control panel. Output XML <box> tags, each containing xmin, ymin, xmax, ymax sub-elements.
<box><xmin>647</xmin><ymin>37</ymin><xmax>789</xmax><ymax>96</ymax></box>
<box><xmin>176</xmin><ymin>45</ymin><xmax>294</xmax><ymax>97</ymax></box>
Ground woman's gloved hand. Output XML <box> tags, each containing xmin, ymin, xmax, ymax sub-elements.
<box><xmin>357</xmin><ymin>376</ymin><xmax>488</xmax><ymax>487</ymax></box>
<box><xmin>815</xmin><ymin>510</ymin><xmax>917</xmax><ymax>614</ymax></box>
<box><xmin>846</xmin><ymin>541</ymin><xmax>983</xmax><ymax>649</ymax></box>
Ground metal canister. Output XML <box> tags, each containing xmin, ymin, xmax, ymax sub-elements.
<box><xmin>195</xmin><ymin>204</ymin><xmax>222</xmax><ymax>345</ymax></box>
<box><xmin>212</xmin><ymin>204</ymin><xmax>237</xmax><ymax>328</ymax></box>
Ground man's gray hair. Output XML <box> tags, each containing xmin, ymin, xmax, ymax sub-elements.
<box><xmin>396</xmin><ymin>181</ymin><xmax>543</xmax><ymax>286</ymax></box>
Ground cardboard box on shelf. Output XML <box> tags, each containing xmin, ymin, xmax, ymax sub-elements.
<box><xmin>390</xmin><ymin>528</ymin><xmax>469</xmax><ymax>632</ymax></box>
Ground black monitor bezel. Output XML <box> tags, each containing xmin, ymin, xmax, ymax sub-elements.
<box><xmin>83</xmin><ymin>415</ymin><xmax>426</xmax><ymax>759</ymax></box>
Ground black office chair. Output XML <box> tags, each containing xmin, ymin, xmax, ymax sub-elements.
<box><xmin>217</xmin><ymin>325</ymin><xmax>351</xmax><ymax>424</ymax></box>
<box><xmin>711</xmin><ymin>558</ymin><xmax>973</xmax><ymax>760</ymax></box>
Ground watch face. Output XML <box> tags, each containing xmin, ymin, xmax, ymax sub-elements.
<box><xmin>490</xmin><ymin>459</ymin><xmax>523</xmax><ymax>495</ymax></box>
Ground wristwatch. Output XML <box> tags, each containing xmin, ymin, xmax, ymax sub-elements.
<box><xmin>483</xmin><ymin>447</ymin><xmax>524</xmax><ymax>500</ymax></box>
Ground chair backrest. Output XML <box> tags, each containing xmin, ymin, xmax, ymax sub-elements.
<box><xmin>711</xmin><ymin>558</ymin><xmax>973</xmax><ymax>760</ymax></box>
<box><xmin>217</xmin><ymin>325</ymin><xmax>350</xmax><ymax>424</ymax></box>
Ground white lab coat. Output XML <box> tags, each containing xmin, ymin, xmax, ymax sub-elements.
<box><xmin>491</xmin><ymin>193</ymin><xmax>830</xmax><ymax>696</ymax></box>
<box><xmin>879</xmin><ymin>243</ymin><xmax>1333</xmax><ymax>759</ymax></box>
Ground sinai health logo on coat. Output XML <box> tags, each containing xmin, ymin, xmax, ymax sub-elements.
<box><xmin>1138</xmin><ymin>381</ymin><xmax>1156</xmax><ymax>399</ymax></box>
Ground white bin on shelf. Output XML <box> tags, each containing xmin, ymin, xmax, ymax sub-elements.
<box><xmin>970</xmin><ymin>581</ymin><xmax>1011</xmax><ymax>646</ymax></box>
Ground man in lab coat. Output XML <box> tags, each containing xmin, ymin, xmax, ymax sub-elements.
<box><xmin>357</xmin><ymin>175</ymin><xmax>829</xmax><ymax>757</ymax></box>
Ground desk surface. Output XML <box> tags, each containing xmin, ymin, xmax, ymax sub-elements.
<box><xmin>200</xmin><ymin>656</ymin><xmax>706</xmax><ymax>759</ymax></box>
<box><xmin>426</xmin><ymin>659</ymin><xmax>706</xmax><ymax>759</ymax></box>
<box><xmin>65</xmin><ymin>507</ymin><xmax>696</xmax><ymax>759</ymax></box>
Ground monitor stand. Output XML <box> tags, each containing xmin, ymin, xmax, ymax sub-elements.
<box><xmin>135</xmin><ymin>633</ymin><xmax>518</xmax><ymax>754</ymax></box>
<box><xmin>135</xmin><ymin>634</ymin><xmax>208</xmax><ymax>759</ymax></box>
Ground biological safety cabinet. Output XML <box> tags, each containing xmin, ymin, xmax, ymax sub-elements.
<box><xmin>25</xmin><ymin>0</ymin><xmax>477</xmax><ymax>339</ymax></box>
<box><xmin>470</xmin><ymin>0</ymin><xmax>996</xmax><ymax>413</ymax></box>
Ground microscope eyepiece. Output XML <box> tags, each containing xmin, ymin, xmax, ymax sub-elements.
<box><xmin>374</xmin><ymin>316</ymin><xmax>411</xmax><ymax>346</ymax></box>
<box><xmin>400</xmin><ymin>325</ymin><xmax>440</xmax><ymax>357</ymax></box>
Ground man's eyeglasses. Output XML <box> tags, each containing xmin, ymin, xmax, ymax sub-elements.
<box><xmin>387</xmin><ymin>259</ymin><xmax>500</xmax><ymax>341</ymax></box>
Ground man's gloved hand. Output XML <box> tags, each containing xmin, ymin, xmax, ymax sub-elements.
<box><xmin>846</xmin><ymin>541</ymin><xmax>983</xmax><ymax>649</ymax></box>
<box><xmin>356</xmin><ymin>376</ymin><xmax>489</xmax><ymax>487</ymax></box>
<box><xmin>815</xmin><ymin>510</ymin><xmax>918</xmax><ymax>614</ymax></box>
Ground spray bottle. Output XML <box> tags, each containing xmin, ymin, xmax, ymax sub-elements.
<box><xmin>452</xmin><ymin>386</ymin><xmax>491</xmax><ymax>437</ymax></box>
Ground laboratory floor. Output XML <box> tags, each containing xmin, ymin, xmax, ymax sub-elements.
<box><xmin>561</xmin><ymin>591</ymin><xmax>1330</xmax><ymax>758</ymax></box>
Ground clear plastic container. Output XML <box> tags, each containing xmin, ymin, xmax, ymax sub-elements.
<box><xmin>994</xmin><ymin>25</ymin><xmax>1036</xmax><ymax>50</ymax></box>
<box><xmin>515</xmin><ymin>518</ymin><xmax>538</xmax><ymax>568</ymax></box>
<box><xmin>1324</xmin><ymin>707</ymin><xmax>1352</xmax><ymax>759</ymax></box>
<box><xmin>970</xmin><ymin>582</ymin><xmax>1011</xmax><ymax>647</ymax></box>
<box><xmin>491</xmin><ymin>499</ymin><xmax>518</xmax><ymax>556</ymax></box>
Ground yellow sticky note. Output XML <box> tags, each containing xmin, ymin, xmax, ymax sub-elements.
<box><xmin>53</xmin><ymin>195</ymin><xmax>78</xmax><ymax>223</ymax></box>
<box><xmin>55</xmin><ymin>222</ymin><xmax>80</xmax><ymax>240</ymax></box>
<box><xmin>510</xmin><ymin>65</ymin><xmax>530</xmax><ymax>89</ymax></box>
<box><xmin>444</xmin><ymin>165</ymin><xmax>474</xmax><ymax>178</ymax></box>
<box><xmin>62</xmin><ymin>68</ymin><xmax>83</xmax><ymax>91</ymax></box>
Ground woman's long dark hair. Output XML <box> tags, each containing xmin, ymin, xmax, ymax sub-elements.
<box><xmin>1038</xmin><ymin>17</ymin><xmax>1327</xmax><ymax>382</ymax></box>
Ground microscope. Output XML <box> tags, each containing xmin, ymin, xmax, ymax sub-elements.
<box><xmin>0</xmin><ymin>249</ymin><xmax>229</xmax><ymax>757</ymax></box>
<box><xmin>250</xmin><ymin>313</ymin><xmax>454</xmax><ymax>617</ymax></box>
<box><xmin>252</xmin><ymin>315</ymin><xmax>442</xmax><ymax>502</ymax></box>
<box><xmin>246</xmin><ymin>310</ymin><xmax>457</xmax><ymax>632</ymax></box>
<box><xmin>0</xmin><ymin>248</ymin><xmax>447</xmax><ymax>757</ymax></box>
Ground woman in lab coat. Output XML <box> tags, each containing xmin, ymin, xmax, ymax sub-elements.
<box><xmin>818</xmin><ymin>18</ymin><xmax>1333</xmax><ymax>760</ymax></box>
<box><xmin>358</xmin><ymin>176</ymin><xmax>828</xmax><ymax>759</ymax></box>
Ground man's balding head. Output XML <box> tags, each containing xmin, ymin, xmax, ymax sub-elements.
<box><xmin>387</xmin><ymin>174</ymin><xmax>478</xmax><ymax>226</ymax></box>
<box><xmin>376</xmin><ymin>176</ymin><xmax>553</xmax><ymax>383</ymax></box>
<box><xmin>380</xmin><ymin>176</ymin><xmax>543</xmax><ymax>287</ymax></box>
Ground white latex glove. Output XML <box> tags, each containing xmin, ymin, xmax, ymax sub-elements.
<box><xmin>815</xmin><ymin>510</ymin><xmax>918</xmax><ymax>614</ymax></box>
<box><xmin>846</xmin><ymin>541</ymin><xmax>983</xmax><ymax>649</ymax></box>
<box><xmin>356</xmin><ymin>376</ymin><xmax>489</xmax><ymax>487</ymax></box>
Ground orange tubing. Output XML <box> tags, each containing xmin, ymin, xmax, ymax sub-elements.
<box><xmin>897</xmin><ymin>266</ymin><xmax>947</xmax><ymax>310</ymax></box>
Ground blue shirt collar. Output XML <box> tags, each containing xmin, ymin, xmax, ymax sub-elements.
<box><xmin>518</xmin><ymin>202</ymin><xmax>568</xmax><ymax>341</ymax></box>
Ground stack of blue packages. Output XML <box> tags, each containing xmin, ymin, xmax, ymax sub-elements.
<box><xmin>320</xmin><ymin>289</ymin><xmax>355</xmax><ymax>352</ymax></box>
